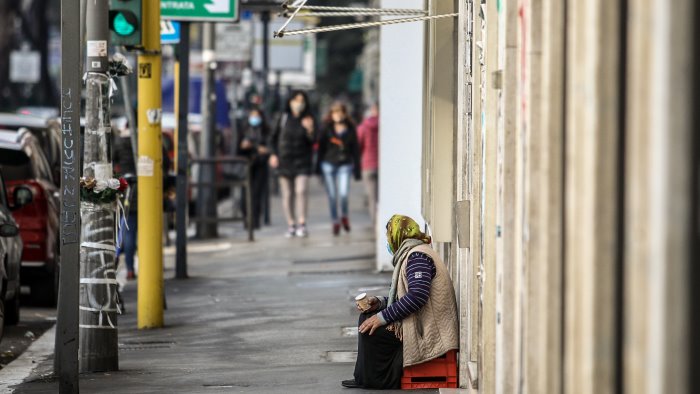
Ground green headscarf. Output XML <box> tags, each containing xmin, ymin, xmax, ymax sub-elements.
<box><xmin>386</xmin><ymin>215</ymin><xmax>432</xmax><ymax>308</ymax></box>
<box><xmin>386</xmin><ymin>214</ymin><xmax>432</xmax><ymax>254</ymax></box>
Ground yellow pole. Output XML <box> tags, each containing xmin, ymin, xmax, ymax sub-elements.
<box><xmin>137</xmin><ymin>0</ymin><xmax>164</xmax><ymax>328</ymax></box>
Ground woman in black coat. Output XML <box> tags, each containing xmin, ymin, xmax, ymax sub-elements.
<box><xmin>269</xmin><ymin>91</ymin><xmax>316</xmax><ymax>238</ymax></box>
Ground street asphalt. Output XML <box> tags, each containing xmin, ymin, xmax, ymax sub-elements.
<box><xmin>9</xmin><ymin>178</ymin><xmax>437</xmax><ymax>393</ymax></box>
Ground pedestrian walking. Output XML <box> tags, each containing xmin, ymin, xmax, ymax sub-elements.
<box><xmin>269</xmin><ymin>91</ymin><xmax>316</xmax><ymax>238</ymax></box>
<box><xmin>342</xmin><ymin>214</ymin><xmax>459</xmax><ymax>390</ymax></box>
<box><xmin>357</xmin><ymin>103</ymin><xmax>379</xmax><ymax>226</ymax></box>
<box><xmin>238</xmin><ymin>107</ymin><xmax>270</xmax><ymax>229</ymax></box>
<box><xmin>113</xmin><ymin>128</ymin><xmax>138</xmax><ymax>280</ymax></box>
<box><xmin>318</xmin><ymin>102</ymin><xmax>361</xmax><ymax>235</ymax></box>
<box><xmin>113</xmin><ymin>123</ymin><xmax>172</xmax><ymax>280</ymax></box>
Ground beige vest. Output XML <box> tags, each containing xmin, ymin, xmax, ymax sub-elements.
<box><xmin>398</xmin><ymin>244</ymin><xmax>460</xmax><ymax>367</ymax></box>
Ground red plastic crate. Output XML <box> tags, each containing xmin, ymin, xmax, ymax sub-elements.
<box><xmin>401</xmin><ymin>350</ymin><xmax>458</xmax><ymax>389</ymax></box>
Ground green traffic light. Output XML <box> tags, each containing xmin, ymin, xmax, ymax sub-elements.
<box><xmin>113</xmin><ymin>12</ymin><xmax>135</xmax><ymax>36</ymax></box>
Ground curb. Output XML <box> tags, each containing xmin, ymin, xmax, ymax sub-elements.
<box><xmin>0</xmin><ymin>325</ymin><xmax>56</xmax><ymax>393</ymax></box>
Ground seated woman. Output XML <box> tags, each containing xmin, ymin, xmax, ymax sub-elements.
<box><xmin>342</xmin><ymin>214</ymin><xmax>459</xmax><ymax>389</ymax></box>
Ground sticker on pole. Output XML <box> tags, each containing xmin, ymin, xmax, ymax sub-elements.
<box><xmin>139</xmin><ymin>63</ymin><xmax>152</xmax><ymax>79</ymax></box>
<box><xmin>137</xmin><ymin>156</ymin><xmax>154</xmax><ymax>177</ymax></box>
<box><xmin>87</xmin><ymin>41</ymin><xmax>108</xmax><ymax>57</ymax></box>
<box><xmin>94</xmin><ymin>164</ymin><xmax>113</xmax><ymax>181</ymax></box>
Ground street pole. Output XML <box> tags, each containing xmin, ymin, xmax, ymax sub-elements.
<box><xmin>137</xmin><ymin>0</ymin><xmax>164</xmax><ymax>328</ymax></box>
<box><xmin>80</xmin><ymin>0</ymin><xmax>119</xmax><ymax>372</ymax></box>
<box><xmin>196</xmin><ymin>22</ymin><xmax>218</xmax><ymax>239</ymax></box>
<box><xmin>175</xmin><ymin>21</ymin><xmax>190</xmax><ymax>279</ymax></box>
<box><xmin>261</xmin><ymin>10</ymin><xmax>270</xmax><ymax>114</ymax></box>
<box><xmin>56</xmin><ymin>0</ymin><xmax>81</xmax><ymax>389</ymax></box>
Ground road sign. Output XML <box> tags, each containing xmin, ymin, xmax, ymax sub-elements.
<box><xmin>215</xmin><ymin>22</ymin><xmax>252</xmax><ymax>62</ymax></box>
<box><xmin>161</xmin><ymin>0</ymin><xmax>239</xmax><ymax>22</ymax></box>
<box><xmin>161</xmin><ymin>20</ymin><xmax>181</xmax><ymax>44</ymax></box>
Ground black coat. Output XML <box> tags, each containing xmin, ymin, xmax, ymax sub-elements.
<box><xmin>237</xmin><ymin>124</ymin><xmax>270</xmax><ymax>160</ymax></box>
<box><xmin>270</xmin><ymin>113</ymin><xmax>316</xmax><ymax>178</ymax></box>
<box><xmin>317</xmin><ymin>124</ymin><xmax>361</xmax><ymax>180</ymax></box>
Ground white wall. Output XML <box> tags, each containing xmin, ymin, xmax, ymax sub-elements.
<box><xmin>376</xmin><ymin>0</ymin><xmax>425</xmax><ymax>270</ymax></box>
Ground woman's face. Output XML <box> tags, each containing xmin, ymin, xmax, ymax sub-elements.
<box><xmin>290</xmin><ymin>95</ymin><xmax>306</xmax><ymax>114</ymax></box>
<box><xmin>331</xmin><ymin>108</ymin><xmax>346</xmax><ymax>124</ymax></box>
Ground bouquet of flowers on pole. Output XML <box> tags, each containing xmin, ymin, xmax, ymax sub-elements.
<box><xmin>80</xmin><ymin>176</ymin><xmax>129</xmax><ymax>204</ymax></box>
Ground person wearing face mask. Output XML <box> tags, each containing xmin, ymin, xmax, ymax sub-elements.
<box><xmin>317</xmin><ymin>101</ymin><xmax>362</xmax><ymax>235</ymax></box>
<box><xmin>238</xmin><ymin>107</ymin><xmax>270</xmax><ymax>229</ymax></box>
<box><xmin>269</xmin><ymin>90</ymin><xmax>316</xmax><ymax>238</ymax></box>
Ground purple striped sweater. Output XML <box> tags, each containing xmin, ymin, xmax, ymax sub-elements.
<box><xmin>377</xmin><ymin>252</ymin><xmax>436</xmax><ymax>325</ymax></box>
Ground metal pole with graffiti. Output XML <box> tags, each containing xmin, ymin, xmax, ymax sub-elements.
<box><xmin>78</xmin><ymin>0</ymin><xmax>130</xmax><ymax>372</ymax></box>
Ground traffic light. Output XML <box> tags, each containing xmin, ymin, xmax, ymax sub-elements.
<box><xmin>109</xmin><ymin>0</ymin><xmax>142</xmax><ymax>47</ymax></box>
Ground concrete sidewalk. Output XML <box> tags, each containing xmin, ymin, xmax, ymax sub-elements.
<box><xmin>11</xmin><ymin>179</ymin><xmax>438</xmax><ymax>393</ymax></box>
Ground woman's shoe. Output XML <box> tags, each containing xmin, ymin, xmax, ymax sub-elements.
<box><xmin>333</xmin><ymin>222</ymin><xmax>341</xmax><ymax>236</ymax></box>
<box><xmin>126</xmin><ymin>271</ymin><xmax>136</xmax><ymax>281</ymax></box>
<box><xmin>341</xmin><ymin>379</ymin><xmax>361</xmax><ymax>388</ymax></box>
<box><xmin>341</xmin><ymin>217</ymin><xmax>351</xmax><ymax>232</ymax></box>
<box><xmin>285</xmin><ymin>225</ymin><xmax>296</xmax><ymax>238</ymax></box>
<box><xmin>295</xmin><ymin>224</ymin><xmax>308</xmax><ymax>237</ymax></box>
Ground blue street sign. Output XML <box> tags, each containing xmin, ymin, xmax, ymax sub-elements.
<box><xmin>161</xmin><ymin>20</ymin><xmax>181</xmax><ymax>45</ymax></box>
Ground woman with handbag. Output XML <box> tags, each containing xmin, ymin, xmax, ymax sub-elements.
<box><xmin>269</xmin><ymin>91</ymin><xmax>316</xmax><ymax>238</ymax></box>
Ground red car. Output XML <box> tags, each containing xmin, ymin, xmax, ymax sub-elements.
<box><xmin>0</xmin><ymin>128</ymin><xmax>60</xmax><ymax>305</ymax></box>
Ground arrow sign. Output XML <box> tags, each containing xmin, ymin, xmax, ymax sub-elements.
<box><xmin>204</xmin><ymin>0</ymin><xmax>229</xmax><ymax>14</ymax></box>
<box><xmin>161</xmin><ymin>0</ymin><xmax>239</xmax><ymax>22</ymax></box>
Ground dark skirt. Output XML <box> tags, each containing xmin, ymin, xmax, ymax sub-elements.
<box><xmin>353</xmin><ymin>313</ymin><xmax>403</xmax><ymax>389</ymax></box>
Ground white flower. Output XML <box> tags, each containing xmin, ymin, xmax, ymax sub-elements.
<box><xmin>94</xmin><ymin>180</ymin><xmax>108</xmax><ymax>192</ymax></box>
<box><xmin>107</xmin><ymin>178</ymin><xmax>121</xmax><ymax>190</ymax></box>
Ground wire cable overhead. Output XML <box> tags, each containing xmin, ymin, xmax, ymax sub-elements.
<box><xmin>275</xmin><ymin>1</ymin><xmax>456</xmax><ymax>38</ymax></box>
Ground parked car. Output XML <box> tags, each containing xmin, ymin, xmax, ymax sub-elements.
<box><xmin>0</xmin><ymin>164</ymin><xmax>30</xmax><ymax>341</ymax></box>
<box><xmin>0</xmin><ymin>113</ymin><xmax>62</xmax><ymax>185</ymax></box>
<box><xmin>0</xmin><ymin>129</ymin><xmax>60</xmax><ymax>306</ymax></box>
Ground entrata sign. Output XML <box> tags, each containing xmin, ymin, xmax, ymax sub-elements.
<box><xmin>161</xmin><ymin>0</ymin><xmax>239</xmax><ymax>22</ymax></box>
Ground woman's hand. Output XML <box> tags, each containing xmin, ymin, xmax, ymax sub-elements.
<box><xmin>358</xmin><ymin>314</ymin><xmax>384</xmax><ymax>336</ymax></box>
<box><xmin>269</xmin><ymin>154</ymin><xmax>279</xmax><ymax>169</ymax></box>
<box><xmin>356</xmin><ymin>296</ymin><xmax>381</xmax><ymax>314</ymax></box>
<box><xmin>257</xmin><ymin>146</ymin><xmax>269</xmax><ymax>155</ymax></box>
<box><xmin>301</xmin><ymin>116</ymin><xmax>314</xmax><ymax>134</ymax></box>
<box><xmin>240</xmin><ymin>139</ymin><xmax>252</xmax><ymax>150</ymax></box>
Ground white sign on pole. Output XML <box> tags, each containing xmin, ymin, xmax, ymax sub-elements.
<box><xmin>215</xmin><ymin>22</ymin><xmax>253</xmax><ymax>62</ymax></box>
<box><xmin>10</xmin><ymin>50</ymin><xmax>41</xmax><ymax>83</ymax></box>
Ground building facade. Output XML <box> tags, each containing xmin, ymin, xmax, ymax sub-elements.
<box><xmin>415</xmin><ymin>0</ymin><xmax>699</xmax><ymax>392</ymax></box>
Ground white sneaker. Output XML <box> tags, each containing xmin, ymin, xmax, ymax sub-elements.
<box><xmin>295</xmin><ymin>224</ymin><xmax>308</xmax><ymax>238</ymax></box>
<box><xmin>285</xmin><ymin>225</ymin><xmax>296</xmax><ymax>238</ymax></box>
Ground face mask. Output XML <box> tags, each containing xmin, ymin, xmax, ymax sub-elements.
<box><xmin>386</xmin><ymin>242</ymin><xmax>393</xmax><ymax>256</ymax></box>
<box><xmin>291</xmin><ymin>102</ymin><xmax>306</xmax><ymax>114</ymax></box>
<box><xmin>249</xmin><ymin>116</ymin><xmax>262</xmax><ymax>127</ymax></box>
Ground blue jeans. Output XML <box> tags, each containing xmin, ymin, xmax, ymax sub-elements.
<box><xmin>321</xmin><ymin>161</ymin><xmax>353</xmax><ymax>222</ymax></box>
<box><xmin>120</xmin><ymin>213</ymin><xmax>138</xmax><ymax>273</ymax></box>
